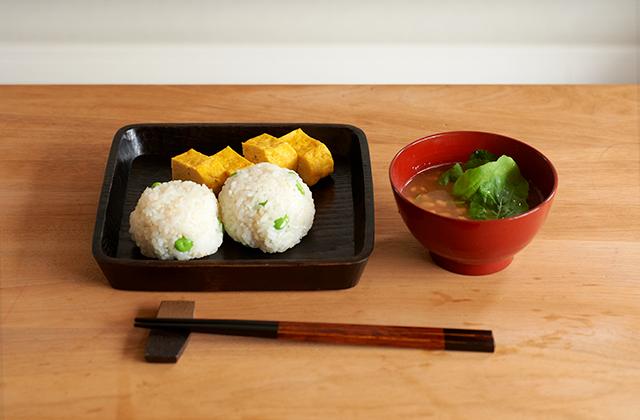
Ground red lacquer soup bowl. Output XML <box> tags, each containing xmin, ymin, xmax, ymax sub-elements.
<box><xmin>389</xmin><ymin>131</ymin><xmax>558</xmax><ymax>275</ymax></box>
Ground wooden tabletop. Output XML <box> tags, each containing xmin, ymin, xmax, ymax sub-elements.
<box><xmin>1</xmin><ymin>85</ymin><xmax>639</xmax><ymax>419</ymax></box>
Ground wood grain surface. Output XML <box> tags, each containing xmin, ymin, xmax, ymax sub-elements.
<box><xmin>1</xmin><ymin>85</ymin><xmax>639</xmax><ymax>419</ymax></box>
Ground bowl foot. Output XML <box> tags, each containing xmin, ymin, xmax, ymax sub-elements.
<box><xmin>429</xmin><ymin>252</ymin><xmax>513</xmax><ymax>276</ymax></box>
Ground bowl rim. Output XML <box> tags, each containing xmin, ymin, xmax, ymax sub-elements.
<box><xmin>389</xmin><ymin>130</ymin><xmax>558</xmax><ymax>223</ymax></box>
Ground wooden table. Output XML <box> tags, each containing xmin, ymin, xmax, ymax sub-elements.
<box><xmin>1</xmin><ymin>85</ymin><xmax>639</xmax><ymax>419</ymax></box>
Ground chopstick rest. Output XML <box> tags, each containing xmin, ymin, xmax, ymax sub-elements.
<box><xmin>143</xmin><ymin>301</ymin><xmax>195</xmax><ymax>363</ymax></box>
<box><xmin>135</xmin><ymin>317</ymin><xmax>494</xmax><ymax>353</ymax></box>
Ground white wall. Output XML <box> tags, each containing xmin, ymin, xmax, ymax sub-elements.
<box><xmin>1</xmin><ymin>0</ymin><xmax>637</xmax><ymax>84</ymax></box>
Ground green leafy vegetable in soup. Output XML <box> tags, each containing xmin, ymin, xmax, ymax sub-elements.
<box><xmin>406</xmin><ymin>149</ymin><xmax>531</xmax><ymax>220</ymax></box>
<box><xmin>469</xmin><ymin>171</ymin><xmax>529</xmax><ymax>219</ymax></box>
<box><xmin>438</xmin><ymin>163</ymin><xmax>464</xmax><ymax>185</ymax></box>
<box><xmin>463</xmin><ymin>149</ymin><xmax>500</xmax><ymax>169</ymax></box>
<box><xmin>438</xmin><ymin>149</ymin><xmax>498</xmax><ymax>187</ymax></box>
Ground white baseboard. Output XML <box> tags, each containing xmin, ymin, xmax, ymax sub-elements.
<box><xmin>1</xmin><ymin>43</ymin><xmax>637</xmax><ymax>84</ymax></box>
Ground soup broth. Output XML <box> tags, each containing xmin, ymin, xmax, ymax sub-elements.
<box><xmin>402</xmin><ymin>163</ymin><xmax>543</xmax><ymax>219</ymax></box>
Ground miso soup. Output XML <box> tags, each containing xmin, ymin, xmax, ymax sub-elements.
<box><xmin>402</xmin><ymin>163</ymin><xmax>543</xmax><ymax>220</ymax></box>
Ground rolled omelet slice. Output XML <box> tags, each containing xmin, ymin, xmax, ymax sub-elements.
<box><xmin>171</xmin><ymin>149</ymin><xmax>227</xmax><ymax>194</ymax></box>
<box><xmin>279</xmin><ymin>129</ymin><xmax>334</xmax><ymax>186</ymax></box>
<box><xmin>172</xmin><ymin>146</ymin><xmax>253</xmax><ymax>194</ymax></box>
<box><xmin>242</xmin><ymin>133</ymin><xmax>298</xmax><ymax>170</ymax></box>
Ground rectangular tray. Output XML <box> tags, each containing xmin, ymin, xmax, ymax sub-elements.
<box><xmin>92</xmin><ymin>123</ymin><xmax>375</xmax><ymax>291</ymax></box>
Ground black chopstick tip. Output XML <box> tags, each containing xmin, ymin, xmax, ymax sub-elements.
<box><xmin>444</xmin><ymin>340</ymin><xmax>495</xmax><ymax>353</ymax></box>
<box><xmin>134</xmin><ymin>319</ymin><xmax>279</xmax><ymax>339</ymax></box>
<box><xmin>442</xmin><ymin>328</ymin><xmax>493</xmax><ymax>337</ymax></box>
<box><xmin>134</xmin><ymin>322</ymin><xmax>190</xmax><ymax>332</ymax></box>
<box><xmin>443</xmin><ymin>329</ymin><xmax>495</xmax><ymax>353</ymax></box>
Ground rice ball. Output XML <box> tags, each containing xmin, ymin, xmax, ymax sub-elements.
<box><xmin>219</xmin><ymin>162</ymin><xmax>315</xmax><ymax>253</ymax></box>
<box><xmin>129</xmin><ymin>180</ymin><xmax>224</xmax><ymax>260</ymax></box>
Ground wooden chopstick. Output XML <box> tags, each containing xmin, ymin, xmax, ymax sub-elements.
<box><xmin>134</xmin><ymin>318</ymin><xmax>494</xmax><ymax>353</ymax></box>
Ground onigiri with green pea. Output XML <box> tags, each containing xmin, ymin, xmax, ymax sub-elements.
<box><xmin>129</xmin><ymin>180</ymin><xmax>224</xmax><ymax>260</ymax></box>
<box><xmin>219</xmin><ymin>162</ymin><xmax>315</xmax><ymax>253</ymax></box>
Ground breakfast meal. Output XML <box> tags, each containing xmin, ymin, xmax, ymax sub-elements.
<box><xmin>128</xmin><ymin>180</ymin><xmax>224</xmax><ymax>260</ymax></box>
<box><xmin>130</xmin><ymin>128</ymin><xmax>330</xmax><ymax>259</ymax></box>
<box><xmin>403</xmin><ymin>149</ymin><xmax>538</xmax><ymax>220</ymax></box>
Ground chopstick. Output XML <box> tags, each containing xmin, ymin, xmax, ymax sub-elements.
<box><xmin>134</xmin><ymin>318</ymin><xmax>494</xmax><ymax>353</ymax></box>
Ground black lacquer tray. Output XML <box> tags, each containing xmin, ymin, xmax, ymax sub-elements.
<box><xmin>92</xmin><ymin>123</ymin><xmax>374</xmax><ymax>291</ymax></box>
